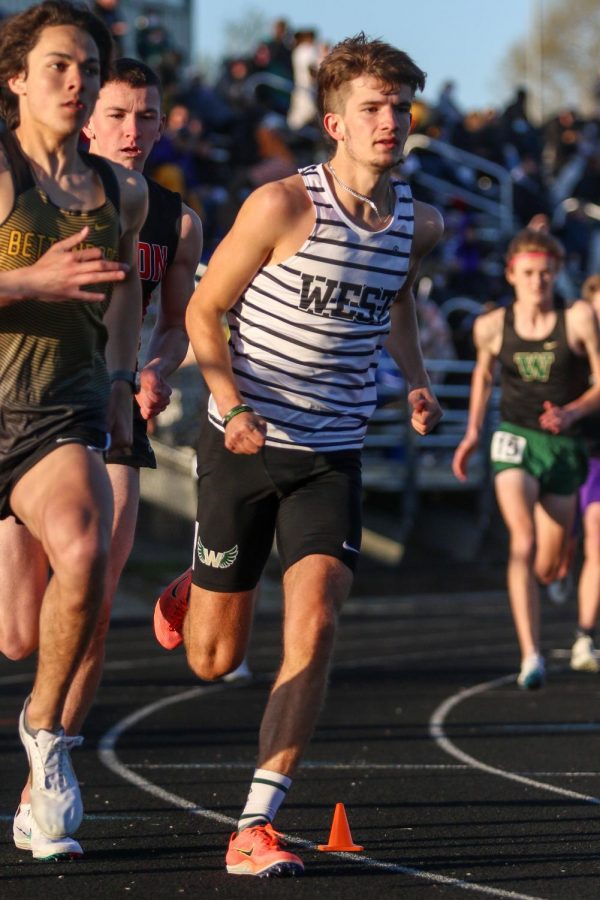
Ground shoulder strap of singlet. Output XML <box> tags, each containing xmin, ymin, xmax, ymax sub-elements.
<box><xmin>298</xmin><ymin>163</ymin><xmax>326</xmax><ymax>201</ymax></box>
<box><xmin>145</xmin><ymin>175</ymin><xmax>182</xmax><ymax>251</ymax></box>
<box><xmin>0</xmin><ymin>133</ymin><xmax>121</xmax><ymax>214</ymax></box>
<box><xmin>82</xmin><ymin>150</ymin><xmax>120</xmax><ymax>214</ymax></box>
<box><xmin>145</xmin><ymin>175</ymin><xmax>182</xmax><ymax>212</ymax></box>
<box><xmin>0</xmin><ymin>129</ymin><xmax>36</xmax><ymax>194</ymax></box>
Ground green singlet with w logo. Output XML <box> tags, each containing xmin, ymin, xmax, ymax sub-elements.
<box><xmin>498</xmin><ymin>304</ymin><xmax>589</xmax><ymax>434</ymax></box>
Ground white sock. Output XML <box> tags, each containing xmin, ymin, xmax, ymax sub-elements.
<box><xmin>237</xmin><ymin>768</ymin><xmax>292</xmax><ymax>832</ymax></box>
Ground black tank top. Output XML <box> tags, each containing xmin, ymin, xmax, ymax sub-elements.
<box><xmin>0</xmin><ymin>130</ymin><xmax>120</xmax><ymax>412</ymax></box>
<box><xmin>139</xmin><ymin>177</ymin><xmax>181</xmax><ymax>317</ymax></box>
<box><xmin>499</xmin><ymin>304</ymin><xmax>589</xmax><ymax>434</ymax></box>
<box><xmin>580</xmin><ymin>412</ymin><xmax>600</xmax><ymax>457</ymax></box>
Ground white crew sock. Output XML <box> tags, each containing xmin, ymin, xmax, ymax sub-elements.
<box><xmin>237</xmin><ymin>768</ymin><xmax>292</xmax><ymax>832</ymax></box>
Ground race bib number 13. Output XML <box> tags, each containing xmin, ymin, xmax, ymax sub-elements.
<box><xmin>491</xmin><ymin>430</ymin><xmax>527</xmax><ymax>464</ymax></box>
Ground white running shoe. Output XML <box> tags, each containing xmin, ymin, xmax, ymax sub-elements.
<box><xmin>517</xmin><ymin>653</ymin><xmax>546</xmax><ymax>690</ymax></box>
<box><xmin>18</xmin><ymin>701</ymin><xmax>84</xmax><ymax>839</ymax></box>
<box><xmin>222</xmin><ymin>658</ymin><xmax>253</xmax><ymax>684</ymax></box>
<box><xmin>13</xmin><ymin>803</ymin><xmax>83</xmax><ymax>860</ymax></box>
<box><xmin>570</xmin><ymin>635</ymin><xmax>599</xmax><ymax>673</ymax></box>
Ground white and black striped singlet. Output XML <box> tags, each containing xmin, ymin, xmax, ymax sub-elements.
<box><xmin>208</xmin><ymin>163</ymin><xmax>414</xmax><ymax>451</ymax></box>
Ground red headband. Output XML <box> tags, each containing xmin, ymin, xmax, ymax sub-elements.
<box><xmin>508</xmin><ymin>251</ymin><xmax>553</xmax><ymax>262</ymax></box>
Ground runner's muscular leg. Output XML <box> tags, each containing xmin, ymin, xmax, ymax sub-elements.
<box><xmin>0</xmin><ymin>517</ymin><xmax>47</xmax><ymax>659</ymax></box>
<box><xmin>577</xmin><ymin>502</ymin><xmax>600</xmax><ymax>632</ymax></box>
<box><xmin>61</xmin><ymin>464</ymin><xmax>140</xmax><ymax>735</ymax></box>
<box><xmin>495</xmin><ymin>469</ymin><xmax>540</xmax><ymax>658</ymax></box>
<box><xmin>183</xmin><ymin>581</ymin><xmax>255</xmax><ymax>679</ymax></box>
<box><xmin>10</xmin><ymin>444</ymin><xmax>113</xmax><ymax>731</ymax></box>
<box><xmin>534</xmin><ymin>493</ymin><xmax>577</xmax><ymax>584</ymax></box>
<box><xmin>256</xmin><ymin>553</ymin><xmax>352</xmax><ymax>777</ymax></box>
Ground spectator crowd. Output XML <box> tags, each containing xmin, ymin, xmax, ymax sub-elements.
<box><xmin>109</xmin><ymin>12</ymin><xmax>599</xmax><ymax>367</ymax></box>
<box><xmin>4</xmin><ymin>3</ymin><xmax>597</xmax><ymax>364</ymax></box>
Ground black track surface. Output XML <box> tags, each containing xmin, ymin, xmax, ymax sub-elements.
<box><xmin>2</xmin><ymin>567</ymin><xmax>599</xmax><ymax>899</ymax></box>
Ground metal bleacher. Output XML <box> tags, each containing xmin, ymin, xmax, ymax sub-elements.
<box><xmin>362</xmin><ymin>357</ymin><xmax>500</xmax><ymax>548</ymax></box>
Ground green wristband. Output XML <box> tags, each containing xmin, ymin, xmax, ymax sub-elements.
<box><xmin>222</xmin><ymin>404</ymin><xmax>254</xmax><ymax>427</ymax></box>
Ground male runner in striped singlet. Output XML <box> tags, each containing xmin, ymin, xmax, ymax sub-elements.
<box><xmin>154</xmin><ymin>33</ymin><xmax>443</xmax><ymax>876</ymax></box>
<box><xmin>453</xmin><ymin>230</ymin><xmax>600</xmax><ymax>690</ymax></box>
<box><xmin>0</xmin><ymin>1</ymin><xmax>147</xmax><ymax>859</ymax></box>
<box><xmin>0</xmin><ymin>56</ymin><xmax>201</xmax><ymax>860</ymax></box>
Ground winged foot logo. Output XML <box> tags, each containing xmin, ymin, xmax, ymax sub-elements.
<box><xmin>197</xmin><ymin>535</ymin><xmax>239</xmax><ymax>569</ymax></box>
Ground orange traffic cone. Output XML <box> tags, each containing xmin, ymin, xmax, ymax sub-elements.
<box><xmin>317</xmin><ymin>802</ymin><xmax>364</xmax><ymax>852</ymax></box>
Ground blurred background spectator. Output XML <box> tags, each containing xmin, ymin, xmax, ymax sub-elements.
<box><xmin>3</xmin><ymin>3</ymin><xmax>592</xmax><ymax>367</ymax></box>
<box><xmin>92</xmin><ymin>0</ymin><xmax>128</xmax><ymax>55</ymax></box>
<box><xmin>287</xmin><ymin>29</ymin><xmax>320</xmax><ymax>131</ymax></box>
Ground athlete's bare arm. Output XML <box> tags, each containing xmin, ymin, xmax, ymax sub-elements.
<box><xmin>186</xmin><ymin>177</ymin><xmax>312</xmax><ymax>455</ymax></box>
<box><xmin>539</xmin><ymin>299</ymin><xmax>600</xmax><ymax>434</ymax></box>
<box><xmin>384</xmin><ymin>200</ymin><xmax>444</xmax><ymax>435</ymax></box>
<box><xmin>0</xmin><ymin>145</ymin><xmax>130</xmax><ymax>306</ymax></box>
<box><xmin>452</xmin><ymin>307</ymin><xmax>504</xmax><ymax>481</ymax></box>
<box><xmin>103</xmin><ymin>164</ymin><xmax>148</xmax><ymax>450</ymax></box>
<box><xmin>137</xmin><ymin>203</ymin><xmax>203</xmax><ymax>420</ymax></box>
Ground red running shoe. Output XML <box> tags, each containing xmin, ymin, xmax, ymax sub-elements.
<box><xmin>225</xmin><ymin>824</ymin><xmax>304</xmax><ymax>877</ymax></box>
<box><xmin>153</xmin><ymin>568</ymin><xmax>192</xmax><ymax>650</ymax></box>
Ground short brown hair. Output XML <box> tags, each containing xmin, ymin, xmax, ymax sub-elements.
<box><xmin>505</xmin><ymin>228</ymin><xmax>565</xmax><ymax>269</ymax></box>
<box><xmin>582</xmin><ymin>274</ymin><xmax>600</xmax><ymax>302</ymax></box>
<box><xmin>0</xmin><ymin>0</ymin><xmax>113</xmax><ymax>129</ymax></box>
<box><xmin>109</xmin><ymin>57</ymin><xmax>162</xmax><ymax>93</ymax></box>
<box><xmin>317</xmin><ymin>32</ymin><xmax>426</xmax><ymax>120</ymax></box>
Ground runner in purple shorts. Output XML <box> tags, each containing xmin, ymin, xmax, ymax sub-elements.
<box><xmin>571</xmin><ymin>275</ymin><xmax>600</xmax><ymax>672</ymax></box>
<box><xmin>580</xmin><ymin>459</ymin><xmax>600</xmax><ymax>514</ymax></box>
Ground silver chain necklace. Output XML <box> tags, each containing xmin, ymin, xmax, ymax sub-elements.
<box><xmin>326</xmin><ymin>163</ymin><xmax>392</xmax><ymax>222</ymax></box>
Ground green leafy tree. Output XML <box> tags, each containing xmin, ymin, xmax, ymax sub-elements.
<box><xmin>502</xmin><ymin>0</ymin><xmax>600</xmax><ymax>119</ymax></box>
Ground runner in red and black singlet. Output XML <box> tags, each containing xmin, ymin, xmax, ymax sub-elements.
<box><xmin>107</xmin><ymin>173</ymin><xmax>184</xmax><ymax>468</ymax></box>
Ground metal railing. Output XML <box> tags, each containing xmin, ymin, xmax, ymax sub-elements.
<box><xmin>404</xmin><ymin>134</ymin><xmax>515</xmax><ymax>236</ymax></box>
<box><xmin>363</xmin><ymin>357</ymin><xmax>499</xmax><ymax>550</ymax></box>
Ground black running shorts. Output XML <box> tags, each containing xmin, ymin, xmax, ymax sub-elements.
<box><xmin>0</xmin><ymin>405</ymin><xmax>109</xmax><ymax>520</ymax></box>
<box><xmin>191</xmin><ymin>421</ymin><xmax>363</xmax><ymax>592</ymax></box>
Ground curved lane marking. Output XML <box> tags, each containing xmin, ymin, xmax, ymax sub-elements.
<box><xmin>98</xmin><ymin>684</ymin><xmax>541</xmax><ymax>899</ymax></box>
<box><xmin>429</xmin><ymin>672</ymin><xmax>600</xmax><ymax>805</ymax></box>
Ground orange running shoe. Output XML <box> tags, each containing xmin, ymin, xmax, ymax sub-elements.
<box><xmin>225</xmin><ymin>824</ymin><xmax>304</xmax><ymax>877</ymax></box>
<box><xmin>153</xmin><ymin>568</ymin><xmax>192</xmax><ymax>650</ymax></box>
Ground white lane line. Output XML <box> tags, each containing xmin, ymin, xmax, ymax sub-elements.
<box><xmin>128</xmin><ymin>762</ymin><xmax>469</xmax><ymax>770</ymax></box>
<box><xmin>98</xmin><ymin>686</ymin><xmax>541</xmax><ymax>899</ymax></box>
<box><xmin>98</xmin><ymin>685</ymin><xmax>234</xmax><ymax>827</ymax></box>
<box><xmin>0</xmin><ymin>814</ymin><xmax>157</xmax><ymax>822</ymax></box>
<box><xmin>126</xmin><ymin>762</ymin><xmax>600</xmax><ymax>777</ymax></box>
<box><xmin>430</xmin><ymin>674</ymin><xmax>600</xmax><ymax>806</ymax></box>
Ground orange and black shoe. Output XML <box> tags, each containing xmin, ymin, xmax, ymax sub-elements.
<box><xmin>225</xmin><ymin>824</ymin><xmax>304</xmax><ymax>877</ymax></box>
<box><xmin>153</xmin><ymin>568</ymin><xmax>192</xmax><ymax>650</ymax></box>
